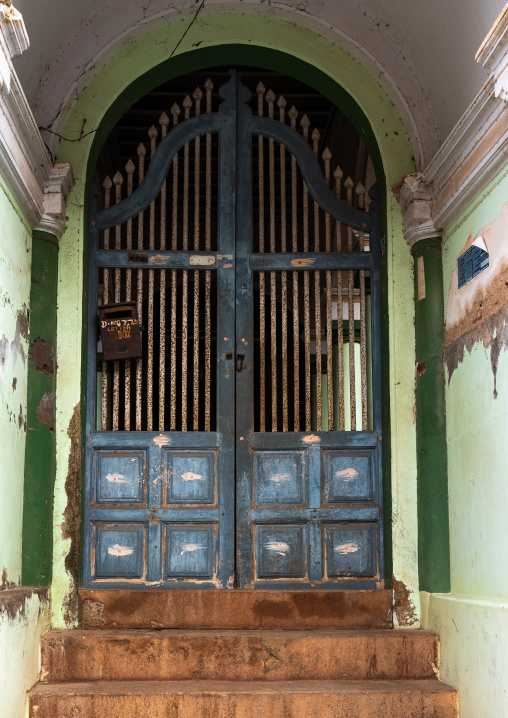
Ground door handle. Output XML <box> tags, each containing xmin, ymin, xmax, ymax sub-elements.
<box><xmin>236</xmin><ymin>353</ymin><xmax>246</xmax><ymax>371</ymax></box>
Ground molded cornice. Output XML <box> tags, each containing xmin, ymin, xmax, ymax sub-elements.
<box><xmin>401</xmin><ymin>4</ymin><xmax>508</xmax><ymax>243</ymax></box>
<box><xmin>0</xmin><ymin>5</ymin><xmax>73</xmax><ymax>238</ymax></box>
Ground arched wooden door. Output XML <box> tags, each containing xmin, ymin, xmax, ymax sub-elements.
<box><xmin>84</xmin><ymin>70</ymin><xmax>383</xmax><ymax>589</ymax></box>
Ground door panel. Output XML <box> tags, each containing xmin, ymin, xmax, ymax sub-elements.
<box><xmin>85</xmin><ymin>70</ymin><xmax>383</xmax><ymax>589</ymax></box>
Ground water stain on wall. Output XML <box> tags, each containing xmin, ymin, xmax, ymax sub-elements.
<box><xmin>61</xmin><ymin>403</ymin><xmax>81</xmax><ymax>625</ymax></box>
<box><xmin>36</xmin><ymin>392</ymin><xmax>55</xmax><ymax>432</ymax></box>
<box><xmin>445</xmin><ymin>203</ymin><xmax>508</xmax><ymax>396</ymax></box>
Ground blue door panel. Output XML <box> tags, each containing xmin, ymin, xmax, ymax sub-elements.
<box><xmin>164</xmin><ymin>524</ymin><xmax>217</xmax><ymax>579</ymax></box>
<box><xmin>323</xmin><ymin>450</ymin><xmax>375</xmax><ymax>504</ymax></box>
<box><xmin>254</xmin><ymin>451</ymin><xmax>307</xmax><ymax>506</ymax></box>
<box><xmin>94</xmin><ymin>450</ymin><xmax>147</xmax><ymax>505</ymax></box>
<box><xmin>324</xmin><ymin>523</ymin><xmax>377</xmax><ymax>579</ymax></box>
<box><xmin>165</xmin><ymin>451</ymin><xmax>217</xmax><ymax>505</ymax></box>
<box><xmin>93</xmin><ymin>523</ymin><xmax>146</xmax><ymax>580</ymax></box>
<box><xmin>255</xmin><ymin>524</ymin><xmax>307</xmax><ymax>579</ymax></box>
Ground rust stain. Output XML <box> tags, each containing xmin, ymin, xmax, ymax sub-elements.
<box><xmin>62</xmin><ymin>403</ymin><xmax>81</xmax><ymax>625</ymax></box>
<box><xmin>392</xmin><ymin>575</ymin><xmax>418</xmax><ymax>626</ymax></box>
<box><xmin>30</xmin><ymin>338</ymin><xmax>56</xmax><ymax>376</ymax></box>
<box><xmin>36</xmin><ymin>392</ymin><xmax>55</xmax><ymax>431</ymax></box>
<box><xmin>0</xmin><ymin>586</ymin><xmax>48</xmax><ymax>622</ymax></box>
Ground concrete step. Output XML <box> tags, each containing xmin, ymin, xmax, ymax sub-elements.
<box><xmin>79</xmin><ymin>588</ymin><xmax>393</xmax><ymax>629</ymax></box>
<box><xmin>41</xmin><ymin>628</ymin><xmax>439</xmax><ymax>683</ymax></box>
<box><xmin>28</xmin><ymin>679</ymin><xmax>458</xmax><ymax>717</ymax></box>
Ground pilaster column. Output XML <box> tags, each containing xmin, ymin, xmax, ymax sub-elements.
<box><xmin>22</xmin><ymin>166</ymin><xmax>74</xmax><ymax>586</ymax></box>
<box><xmin>398</xmin><ymin>174</ymin><xmax>451</xmax><ymax>593</ymax></box>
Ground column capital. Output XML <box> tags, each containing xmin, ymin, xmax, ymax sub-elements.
<box><xmin>34</xmin><ymin>163</ymin><xmax>75</xmax><ymax>240</ymax></box>
<box><xmin>396</xmin><ymin>173</ymin><xmax>441</xmax><ymax>248</ymax></box>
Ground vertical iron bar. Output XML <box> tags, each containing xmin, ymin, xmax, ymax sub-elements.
<box><xmin>147</xmin><ymin>125</ymin><xmax>158</xmax><ymax>431</ymax></box>
<box><xmin>289</xmin><ymin>105</ymin><xmax>299</xmax><ymax>431</ymax></box>
<box><xmin>257</xmin><ymin>82</ymin><xmax>266</xmax><ymax>432</ymax></box>
<box><xmin>124</xmin><ymin>160</ymin><xmax>135</xmax><ymax>430</ymax></box>
<box><xmin>112</xmin><ymin>171</ymin><xmax>123</xmax><ymax>431</ymax></box>
<box><xmin>101</xmin><ymin>176</ymin><xmax>112</xmax><ymax>431</ymax></box>
<box><xmin>301</xmin><ymin>114</ymin><xmax>311</xmax><ymax>431</ymax></box>
<box><xmin>334</xmin><ymin>166</ymin><xmax>344</xmax><ymax>431</ymax></box>
<box><xmin>193</xmin><ymin>87</ymin><xmax>203</xmax><ymax>431</ymax></box>
<box><xmin>345</xmin><ymin>176</ymin><xmax>356</xmax><ymax>430</ymax></box>
<box><xmin>357</xmin><ymin>182</ymin><xmax>368</xmax><ymax>430</ymax></box>
<box><xmin>136</xmin><ymin>143</ymin><xmax>146</xmax><ymax>430</ymax></box>
<box><xmin>323</xmin><ymin>148</ymin><xmax>333</xmax><ymax>431</ymax></box>
<box><xmin>159</xmin><ymin>113</ymin><xmax>169</xmax><ymax>431</ymax></box>
<box><xmin>267</xmin><ymin>89</ymin><xmax>277</xmax><ymax>432</ymax></box>
<box><xmin>182</xmin><ymin>95</ymin><xmax>192</xmax><ymax>431</ymax></box>
<box><xmin>170</xmin><ymin>103</ymin><xmax>181</xmax><ymax>431</ymax></box>
<box><xmin>278</xmin><ymin>94</ymin><xmax>288</xmax><ymax>432</ymax></box>
<box><xmin>204</xmin><ymin>79</ymin><xmax>213</xmax><ymax>432</ymax></box>
<box><xmin>312</xmin><ymin>128</ymin><xmax>322</xmax><ymax>431</ymax></box>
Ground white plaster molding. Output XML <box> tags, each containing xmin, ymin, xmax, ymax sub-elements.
<box><xmin>0</xmin><ymin>3</ymin><xmax>73</xmax><ymax>238</ymax></box>
<box><xmin>0</xmin><ymin>3</ymin><xmax>28</xmax><ymax>94</ymax></box>
<box><xmin>396</xmin><ymin>173</ymin><xmax>440</xmax><ymax>247</ymax></box>
<box><xmin>405</xmin><ymin>5</ymin><xmax>508</xmax><ymax>236</ymax></box>
<box><xmin>34</xmin><ymin>163</ymin><xmax>75</xmax><ymax>238</ymax></box>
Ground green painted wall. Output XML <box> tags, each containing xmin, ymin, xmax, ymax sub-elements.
<box><xmin>49</xmin><ymin>9</ymin><xmax>420</xmax><ymax>626</ymax></box>
<box><xmin>421</xmin><ymin>164</ymin><xmax>508</xmax><ymax>716</ymax></box>
<box><xmin>0</xmin><ymin>174</ymin><xmax>31</xmax><ymax>587</ymax></box>
<box><xmin>22</xmin><ymin>231</ymin><xmax>58</xmax><ymax>586</ymax></box>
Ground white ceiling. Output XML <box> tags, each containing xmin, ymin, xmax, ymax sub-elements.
<box><xmin>12</xmin><ymin>0</ymin><xmax>505</xmax><ymax>166</ymax></box>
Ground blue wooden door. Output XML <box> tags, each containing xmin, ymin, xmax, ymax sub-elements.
<box><xmin>84</xmin><ymin>71</ymin><xmax>383</xmax><ymax>589</ymax></box>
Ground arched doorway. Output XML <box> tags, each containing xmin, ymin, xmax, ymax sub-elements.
<box><xmin>83</xmin><ymin>66</ymin><xmax>384</xmax><ymax>589</ymax></box>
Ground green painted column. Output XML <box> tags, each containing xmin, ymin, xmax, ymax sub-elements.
<box><xmin>22</xmin><ymin>231</ymin><xmax>58</xmax><ymax>586</ymax></box>
<box><xmin>411</xmin><ymin>236</ymin><xmax>450</xmax><ymax>593</ymax></box>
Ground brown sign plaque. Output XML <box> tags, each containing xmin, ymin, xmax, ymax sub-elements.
<box><xmin>99</xmin><ymin>302</ymin><xmax>142</xmax><ymax>360</ymax></box>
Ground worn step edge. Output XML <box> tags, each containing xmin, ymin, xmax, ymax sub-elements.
<box><xmin>79</xmin><ymin>589</ymin><xmax>394</xmax><ymax>629</ymax></box>
<box><xmin>28</xmin><ymin>680</ymin><xmax>458</xmax><ymax>718</ymax></box>
<box><xmin>41</xmin><ymin>629</ymin><xmax>440</xmax><ymax>683</ymax></box>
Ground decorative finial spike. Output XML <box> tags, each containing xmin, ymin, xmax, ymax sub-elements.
<box><xmin>137</xmin><ymin>142</ymin><xmax>147</xmax><ymax>156</ymax></box>
<box><xmin>333</xmin><ymin>164</ymin><xmax>343</xmax><ymax>179</ymax></box>
<box><xmin>148</xmin><ymin>125</ymin><xmax>158</xmax><ymax>139</ymax></box>
<box><xmin>183</xmin><ymin>94</ymin><xmax>193</xmax><ymax>108</ymax></box>
<box><xmin>311</xmin><ymin>127</ymin><xmax>321</xmax><ymax>141</ymax></box>
<box><xmin>322</xmin><ymin>147</ymin><xmax>332</xmax><ymax>161</ymax></box>
<box><xmin>204</xmin><ymin>78</ymin><xmax>214</xmax><ymax>90</ymax></box>
<box><xmin>171</xmin><ymin>102</ymin><xmax>181</xmax><ymax>119</ymax></box>
<box><xmin>300</xmin><ymin>114</ymin><xmax>310</xmax><ymax>128</ymax></box>
<box><xmin>113</xmin><ymin>171</ymin><xmax>124</xmax><ymax>185</ymax></box>
<box><xmin>256</xmin><ymin>81</ymin><xmax>266</xmax><ymax>95</ymax></box>
<box><xmin>265</xmin><ymin>89</ymin><xmax>276</xmax><ymax>103</ymax></box>
<box><xmin>193</xmin><ymin>86</ymin><xmax>203</xmax><ymax>101</ymax></box>
<box><xmin>356</xmin><ymin>182</ymin><xmax>366</xmax><ymax>195</ymax></box>
<box><xmin>277</xmin><ymin>94</ymin><xmax>287</xmax><ymax>108</ymax></box>
<box><xmin>344</xmin><ymin>176</ymin><xmax>354</xmax><ymax>189</ymax></box>
<box><xmin>159</xmin><ymin>111</ymin><xmax>170</xmax><ymax>127</ymax></box>
<box><xmin>288</xmin><ymin>105</ymin><xmax>298</xmax><ymax>120</ymax></box>
<box><xmin>125</xmin><ymin>159</ymin><xmax>135</xmax><ymax>174</ymax></box>
<box><xmin>103</xmin><ymin>175</ymin><xmax>113</xmax><ymax>189</ymax></box>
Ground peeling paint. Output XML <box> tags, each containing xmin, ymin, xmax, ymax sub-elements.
<box><xmin>61</xmin><ymin>403</ymin><xmax>81</xmax><ymax>625</ymax></box>
<box><xmin>181</xmin><ymin>471</ymin><xmax>204</xmax><ymax>481</ymax></box>
<box><xmin>108</xmin><ymin>544</ymin><xmax>134</xmax><ymax>556</ymax></box>
<box><xmin>180</xmin><ymin>543</ymin><xmax>205</xmax><ymax>555</ymax></box>
<box><xmin>334</xmin><ymin>542</ymin><xmax>359</xmax><ymax>554</ymax></box>
<box><xmin>153</xmin><ymin>434</ymin><xmax>171</xmax><ymax>447</ymax></box>
<box><xmin>269</xmin><ymin>473</ymin><xmax>291</xmax><ymax>483</ymax></box>
<box><xmin>80</xmin><ymin>598</ymin><xmax>105</xmax><ymax>626</ymax></box>
<box><xmin>265</xmin><ymin>542</ymin><xmax>290</xmax><ymax>556</ymax></box>
<box><xmin>0</xmin><ymin>586</ymin><xmax>48</xmax><ymax>622</ymax></box>
<box><xmin>106</xmin><ymin>473</ymin><xmax>127</xmax><ymax>483</ymax></box>
<box><xmin>302</xmin><ymin>434</ymin><xmax>320</xmax><ymax>444</ymax></box>
<box><xmin>1</xmin><ymin>567</ymin><xmax>16</xmax><ymax>592</ymax></box>
<box><xmin>36</xmin><ymin>392</ymin><xmax>55</xmax><ymax>431</ymax></box>
<box><xmin>392</xmin><ymin>575</ymin><xmax>418</xmax><ymax>626</ymax></box>
<box><xmin>30</xmin><ymin>337</ymin><xmax>56</xmax><ymax>377</ymax></box>
<box><xmin>335</xmin><ymin>468</ymin><xmax>358</xmax><ymax>481</ymax></box>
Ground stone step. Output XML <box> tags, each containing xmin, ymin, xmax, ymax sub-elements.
<box><xmin>41</xmin><ymin>628</ymin><xmax>439</xmax><ymax>683</ymax></box>
<box><xmin>29</xmin><ymin>679</ymin><xmax>458</xmax><ymax>717</ymax></box>
<box><xmin>79</xmin><ymin>588</ymin><xmax>393</xmax><ymax>629</ymax></box>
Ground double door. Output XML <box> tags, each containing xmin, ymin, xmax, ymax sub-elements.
<box><xmin>84</xmin><ymin>70</ymin><xmax>383</xmax><ymax>589</ymax></box>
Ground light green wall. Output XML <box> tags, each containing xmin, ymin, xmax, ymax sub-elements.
<box><xmin>0</xmin><ymin>592</ymin><xmax>50</xmax><ymax>718</ymax></box>
<box><xmin>0</xmin><ymin>175</ymin><xmax>31</xmax><ymax>586</ymax></box>
<box><xmin>51</xmin><ymin>9</ymin><xmax>419</xmax><ymax>626</ymax></box>
<box><xmin>421</xmin><ymin>165</ymin><xmax>508</xmax><ymax>716</ymax></box>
